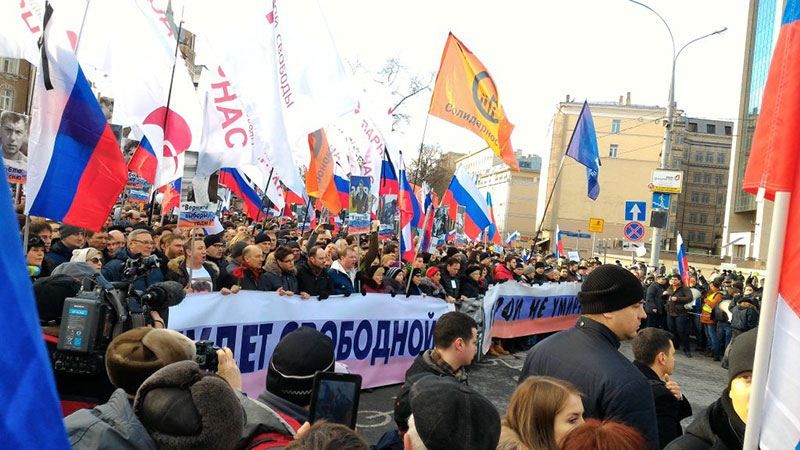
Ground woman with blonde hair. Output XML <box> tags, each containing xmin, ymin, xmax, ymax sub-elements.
<box><xmin>71</xmin><ymin>247</ymin><xmax>104</xmax><ymax>271</ymax></box>
<box><xmin>497</xmin><ymin>376</ymin><xmax>585</xmax><ymax>450</ymax></box>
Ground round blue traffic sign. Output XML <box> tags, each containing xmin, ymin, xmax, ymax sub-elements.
<box><xmin>624</xmin><ymin>221</ymin><xmax>645</xmax><ymax>241</ymax></box>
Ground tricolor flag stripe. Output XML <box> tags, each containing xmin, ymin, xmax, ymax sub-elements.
<box><xmin>441</xmin><ymin>166</ymin><xmax>491</xmax><ymax>241</ymax></box>
<box><xmin>219</xmin><ymin>168</ymin><xmax>261</xmax><ymax>220</ymax></box>
<box><xmin>128</xmin><ymin>136</ymin><xmax>157</xmax><ymax>184</ymax></box>
<box><xmin>676</xmin><ymin>233</ymin><xmax>689</xmax><ymax>286</ymax></box>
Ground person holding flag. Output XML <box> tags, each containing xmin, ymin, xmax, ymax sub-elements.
<box><xmin>664</xmin><ymin>273</ymin><xmax>694</xmax><ymax>358</ymax></box>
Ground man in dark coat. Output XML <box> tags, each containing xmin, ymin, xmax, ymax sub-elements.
<box><xmin>665</xmin><ymin>328</ymin><xmax>756</xmax><ymax>450</ymax></box>
<box><xmin>296</xmin><ymin>245</ymin><xmax>333</xmax><ymax>298</ymax></box>
<box><xmin>264</xmin><ymin>245</ymin><xmax>303</xmax><ymax>297</ymax></box>
<box><xmin>46</xmin><ymin>224</ymin><xmax>86</xmax><ymax>268</ymax></box>
<box><xmin>633</xmin><ymin>328</ymin><xmax>692</xmax><ymax>448</ymax></box>
<box><xmin>438</xmin><ymin>257</ymin><xmax>462</xmax><ymax>303</ymax></box>
<box><xmin>646</xmin><ymin>274</ymin><xmax>668</xmax><ymax>329</ymax></box>
<box><xmin>520</xmin><ymin>264</ymin><xmax>658</xmax><ymax>449</ymax></box>
<box><xmin>102</xmin><ymin>229</ymin><xmax>164</xmax><ymax>291</ymax></box>
<box><xmin>665</xmin><ymin>274</ymin><xmax>695</xmax><ymax>357</ymax></box>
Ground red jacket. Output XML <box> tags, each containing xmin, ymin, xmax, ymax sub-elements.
<box><xmin>494</xmin><ymin>264</ymin><xmax>514</xmax><ymax>282</ymax></box>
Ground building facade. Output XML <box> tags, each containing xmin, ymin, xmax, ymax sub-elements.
<box><xmin>0</xmin><ymin>58</ymin><xmax>33</xmax><ymax>114</ymax></box>
<box><xmin>722</xmin><ymin>0</ymin><xmax>781</xmax><ymax>261</ymax></box>
<box><xmin>456</xmin><ymin>149</ymin><xmax>541</xmax><ymax>239</ymax></box>
<box><xmin>669</xmin><ymin>117</ymin><xmax>733</xmax><ymax>255</ymax></box>
<box><xmin>541</xmin><ymin>95</ymin><xmax>668</xmax><ymax>253</ymax></box>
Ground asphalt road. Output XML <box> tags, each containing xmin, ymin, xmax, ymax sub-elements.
<box><xmin>356</xmin><ymin>340</ymin><xmax>729</xmax><ymax>445</ymax></box>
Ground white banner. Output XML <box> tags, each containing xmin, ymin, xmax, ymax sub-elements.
<box><xmin>169</xmin><ymin>291</ymin><xmax>453</xmax><ymax>396</ymax></box>
<box><xmin>0</xmin><ymin>1</ymin><xmax>44</xmax><ymax>64</ymax></box>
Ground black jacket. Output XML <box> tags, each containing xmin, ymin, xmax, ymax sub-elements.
<box><xmin>101</xmin><ymin>248</ymin><xmax>165</xmax><ymax>291</ymax></box>
<box><xmin>219</xmin><ymin>266</ymin><xmax>270</xmax><ymax>291</ymax></box>
<box><xmin>46</xmin><ymin>240</ymin><xmax>77</xmax><ymax>268</ymax></box>
<box><xmin>646</xmin><ymin>282</ymin><xmax>667</xmax><ymax>314</ymax></box>
<box><xmin>520</xmin><ymin>317</ymin><xmax>659</xmax><ymax>449</ymax></box>
<box><xmin>459</xmin><ymin>276</ymin><xmax>484</xmax><ymax>299</ymax></box>
<box><xmin>439</xmin><ymin>265</ymin><xmax>460</xmax><ymax>299</ymax></box>
<box><xmin>665</xmin><ymin>285</ymin><xmax>694</xmax><ymax>316</ymax></box>
<box><xmin>664</xmin><ymin>391</ymin><xmax>744</xmax><ymax>450</ymax></box>
<box><xmin>263</xmin><ymin>261</ymin><xmax>299</xmax><ymax>293</ymax></box>
<box><xmin>296</xmin><ymin>260</ymin><xmax>333</xmax><ymax>298</ymax></box>
<box><xmin>634</xmin><ymin>361</ymin><xmax>692</xmax><ymax>449</ymax></box>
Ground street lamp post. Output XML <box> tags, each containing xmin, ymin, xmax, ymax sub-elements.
<box><xmin>628</xmin><ymin>0</ymin><xmax>727</xmax><ymax>270</ymax></box>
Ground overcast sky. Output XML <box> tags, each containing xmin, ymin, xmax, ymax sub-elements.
<box><xmin>319</xmin><ymin>0</ymin><xmax>749</xmax><ymax>158</ymax></box>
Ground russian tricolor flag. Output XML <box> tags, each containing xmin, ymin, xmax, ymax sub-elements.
<box><xmin>159</xmin><ymin>178</ymin><xmax>181</xmax><ymax>214</ymax></box>
<box><xmin>127</xmin><ymin>136</ymin><xmax>157</xmax><ymax>184</ymax></box>
<box><xmin>441</xmin><ymin>166</ymin><xmax>491</xmax><ymax>241</ymax></box>
<box><xmin>219</xmin><ymin>168</ymin><xmax>261</xmax><ymax>220</ymax></box>
<box><xmin>334</xmin><ymin>174</ymin><xmax>350</xmax><ymax>212</ymax></box>
<box><xmin>486</xmin><ymin>192</ymin><xmax>502</xmax><ymax>245</ymax></box>
<box><xmin>555</xmin><ymin>224</ymin><xmax>564</xmax><ymax>258</ymax></box>
<box><xmin>25</xmin><ymin>6</ymin><xmax>127</xmax><ymax>232</ymax></box>
<box><xmin>676</xmin><ymin>232</ymin><xmax>689</xmax><ymax>286</ymax></box>
<box><xmin>379</xmin><ymin>154</ymin><xmax>399</xmax><ymax>197</ymax></box>
<box><xmin>398</xmin><ymin>168</ymin><xmax>419</xmax><ymax>262</ymax></box>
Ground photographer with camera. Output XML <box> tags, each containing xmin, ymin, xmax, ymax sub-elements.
<box><xmin>102</xmin><ymin>229</ymin><xmax>164</xmax><ymax>291</ymax></box>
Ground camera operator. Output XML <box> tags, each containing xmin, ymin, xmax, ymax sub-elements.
<box><xmin>102</xmin><ymin>229</ymin><xmax>164</xmax><ymax>291</ymax></box>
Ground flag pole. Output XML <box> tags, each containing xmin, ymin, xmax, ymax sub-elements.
<box><xmin>532</xmin><ymin>151</ymin><xmax>567</xmax><ymax>252</ymax></box>
<box><xmin>411</xmin><ymin>114</ymin><xmax>432</xmax><ymax>186</ymax></box>
<box><xmin>742</xmin><ymin>191</ymin><xmax>791</xmax><ymax>449</ymax></box>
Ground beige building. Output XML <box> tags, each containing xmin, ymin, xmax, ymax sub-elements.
<box><xmin>0</xmin><ymin>58</ymin><xmax>33</xmax><ymax>114</ymax></box>
<box><xmin>456</xmin><ymin>149</ymin><xmax>541</xmax><ymax>239</ymax></box>
<box><xmin>541</xmin><ymin>95</ymin><xmax>669</xmax><ymax>253</ymax></box>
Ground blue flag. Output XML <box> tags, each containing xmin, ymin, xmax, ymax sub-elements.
<box><xmin>0</xmin><ymin>159</ymin><xmax>70</xmax><ymax>448</ymax></box>
<box><xmin>565</xmin><ymin>101</ymin><xmax>600</xmax><ymax>200</ymax></box>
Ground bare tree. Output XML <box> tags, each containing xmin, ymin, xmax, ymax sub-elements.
<box><xmin>408</xmin><ymin>144</ymin><xmax>454</xmax><ymax>196</ymax></box>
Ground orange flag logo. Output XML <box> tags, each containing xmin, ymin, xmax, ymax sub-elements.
<box><xmin>306</xmin><ymin>128</ymin><xmax>342</xmax><ymax>215</ymax></box>
<box><xmin>429</xmin><ymin>33</ymin><xmax>518</xmax><ymax>170</ymax></box>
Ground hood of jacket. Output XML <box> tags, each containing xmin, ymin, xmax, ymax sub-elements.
<box><xmin>683</xmin><ymin>390</ymin><xmax>744</xmax><ymax>450</ymax></box>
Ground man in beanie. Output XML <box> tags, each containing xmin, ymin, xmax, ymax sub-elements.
<box><xmin>532</xmin><ymin>261</ymin><xmax>549</xmax><ymax>285</ymax></box>
<box><xmin>203</xmin><ymin>233</ymin><xmax>228</xmax><ymax>273</ymax></box>
<box><xmin>403</xmin><ymin>376</ymin><xmax>500</xmax><ymax>450</ymax></box>
<box><xmin>520</xmin><ymin>263</ymin><xmax>658</xmax><ymax>449</ymax></box>
<box><xmin>665</xmin><ymin>327</ymin><xmax>757</xmax><ymax>450</ymax></box>
<box><xmin>46</xmin><ymin>224</ymin><xmax>86</xmax><ymax>268</ymax></box>
<box><xmin>259</xmin><ymin>326</ymin><xmax>336</xmax><ymax>429</ymax></box>
<box><xmin>64</xmin><ymin>327</ymin><xmax>196</xmax><ymax>448</ymax></box>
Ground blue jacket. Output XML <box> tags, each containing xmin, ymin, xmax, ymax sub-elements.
<box><xmin>328</xmin><ymin>264</ymin><xmax>357</xmax><ymax>295</ymax></box>
<box><xmin>101</xmin><ymin>248</ymin><xmax>164</xmax><ymax>291</ymax></box>
<box><xmin>46</xmin><ymin>240</ymin><xmax>76</xmax><ymax>268</ymax></box>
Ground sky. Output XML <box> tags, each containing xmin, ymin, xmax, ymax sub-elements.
<box><xmin>319</xmin><ymin>0</ymin><xmax>749</xmax><ymax>159</ymax></box>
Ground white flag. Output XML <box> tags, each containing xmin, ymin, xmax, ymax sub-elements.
<box><xmin>0</xmin><ymin>1</ymin><xmax>45</xmax><ymax>64</ymax></box>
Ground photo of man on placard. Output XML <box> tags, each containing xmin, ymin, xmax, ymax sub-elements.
<box><xmin>1</xmin><ymin>111</ymin><xmax>29</xmax><ymax>164</ymax></box>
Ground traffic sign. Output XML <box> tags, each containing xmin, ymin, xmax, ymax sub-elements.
<box><xmin>650</xmin><ymin>169</ymin><xmax>683</xmax><ymax>193</ymax></box>
<box><xmin>588</xmin><ymin>218</ymin><xmax>604</xmax><ymax>233</ymax></box>
<box><xmin>624</xmin><ymin>221</ymin><xmax>645</xmax><ymax>241</ymax></box>
<box><xmin>625</xmin><ymin>201</ymin><xmax>646</xmax><ymax>221</ymax></box>
<box><xmin>651</xmin><ymin>192</ymin><xmax>671</xmax><ymax>210</ymax></box>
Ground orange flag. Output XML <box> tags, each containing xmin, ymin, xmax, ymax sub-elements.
<box><xmin>429</xmin><ymin>33</ymin><xmax>518</xmax><ymax>170</ymax></box>
<box><xmin>306</xmin><ymin>128</ymin><xmax>342</xmax><ymax>215</ymax></box>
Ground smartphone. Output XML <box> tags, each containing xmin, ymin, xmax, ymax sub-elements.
<box><xmin>308</xmin><ymin>372</ymin><xmax>362</xmax><ymax>429</ymax></box>
<box><xmin>321</xmin><ymin>223</ymin><xmax>335</xmax><ymax>231</ymax></box>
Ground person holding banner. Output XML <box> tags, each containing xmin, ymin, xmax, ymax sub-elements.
<box><xmin>166</xmin><ymin>240</ymin><xmax>220</xmax><ymax>293</ymax></box>
<box><xmin>296</xmin><ymin>245</ymin><xmax>333</xmax><ymax>298</ymax></box>
<box><xmin>264</xmin><ymin>245</ymin><xmax>306</xmax><ymax>298</ymax></box>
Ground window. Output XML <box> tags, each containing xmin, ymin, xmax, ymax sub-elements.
<box><xmin>611</xmin><ymin>119</ymin><xmax>621</xmax><ymax>134</ymax></box>
<box><xmin>725</xmin><ymin>125</ymin><xmax>732</xmax><ymax>135</ymax></box>
<box><xmin>688</xmin><ymin>122</ymin><xmax>698</xmax><ymax>132</ymax></box>
<box><xmin>688</xmin><ymin>231</ymin><xmax>696</xmax><ymax>241</ymax></box>
<box><xmin>0</xmin><ymin>87</ymin><xmax>12</xmax><ymax>111</ymax></box>
<box><xmin>693</xmin><ymin>173</ymin><xmax>702</xmax><ymax>183</ymax></box>
<box><xmin>695</xmin><ymin>152</ymin><xmax>703</xmax><ymax>162</ymax></box>
<box><xmin>689</xmin><ymin>213</ymin><xmax>697</xmax><ymax>223</ymax></box>
<box><xmin>701</xmin><ymin>193</ymin><xmax>710</xmax><ymax>204</ymax></box>
<box><xmin>698</xmin><ymin>232</ymin><xmax>706</xmax><ymax>242</ymax></box>
<box><xmin>706</xmin><ymin>152</ymin><xmax>713</xmax><ymax>162</ymax></box>
<box><xmin>716</xmin><ymin>174</ymin><xmax>724</xmax><ymax>185</ymax></box>
<box><xmin>700</xmin><ymin>214</ymin><xmax>708</xmax><ymax>224</ymax></box>
<box><xmin>703</xmin><ymin>173</ymin><xmax>712</xmax><ymax>184</ymax></box>
<box><xmin>691</xmin><ymin>192</ymin><xmax>700</xmax><ymax>202</ymax></box>
<box><xmin>717</xmin><ymin>193</ymin><xmax>724</xmax><ymax>203</ymax></box>
<box><xmin>0</xmin><ymin>58</ymin><xmax>19</xmax><ymax>75</ymax></box>
<box><xmin>608</xmin><ymin>144</ymin><xmax>618</xmax><ymax>158</ymax></box>
<box><xmin>717</xmin><ymin>153</ymin><xmax>726</xmax><ymax>164</ymax></box>
<box><xmin>716</xmin><ymin>214</ymin><xmax>721</xmax><ymax>225</ymax></box>
<box><xmin>706</xmin><ymin>124</ymin><xmax>716</xmax><ymax>134</ymax></box>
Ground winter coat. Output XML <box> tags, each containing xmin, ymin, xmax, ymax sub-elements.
<box><xmin>65</xmin><ymin>388</ymin><xmax>157</xmax><ymax>450</ymax></box>
<box><xmin>165</xmin><ymin>257</ymin><xmax>219</xmax><ymax>291</ymax></box>
<box><xmin>493</xmin><ymin>264</ymin><xmax>514</xmax><ymax>282</ymax></box>
<box><xmin>439</xmin><ymin>266</ymin><xmax>461</xmax><ymax>299</ymax></box>
<box><xmin>237</xmin><ymin>393</ymin><xmax>296</xmax><ymax>449</ymax></box>
<box><xmin>383</xmin><ymin>276</ymin><xmax>404</xmax><ymax>295</ymax></box>
<box><xmin>406</xmin><ymin>349</ymin><xmax>469</xmax><ymax>384</ymax></box>
<box><xmin>419</xmin><ymin>278</ymin><xmax>446</xmax><ymax>299</ymax></box>
<box><xmin>646</xmin><ymin>282</ymin><xmax>667</xmax><ymax>314</ymax></box>
<box><xmin>359</xmin><ymin>273</ymin><xmax>384</xmax><ymax>294</ymax></box>
<box><xmin>520</xmin><ymin>317</ymin><xmax>659</xmax><ymax>450</ymax></box>
<box><xmin>634</xmin><ymin>361</ymin><xmax>692</xmax><ymax>449</ymax></box>
<box><xmin>296</xmin><ymin>260</ymin><xmax>333</xmax><ymax>298</ymax></box>
<box><xmin>664</xmin><ymin>391</ymin><xmax>745</xmax><ymax>450</ymax></box>
<box><xmin>328</xmin><ymin>261</ymin><xmax>358</xmax><ymax>295</ymax></box>
<box><xmin>460</xmin><ymin>276</ymin><xmax>484</xmax><ymax>299</ymax></box>
<box><xmin>730</xmin><ymin>300</ymin><xmax>759</xmax><ymax>333</ymax></box>
<box><xmin>263</xmin><ymin>260</ymin><xmax>299</xmax><ymax>293</ymax></box>
<box><xmin>665</xmin><ymin>285</ymin><xmax>694</xmax><ymax>316</ymax></box>
<box><xmin>46</xmin><ymin>240</ymin><xmax>78</xmax><ymax>268</ymax></box>
<box><xmin>531</xmin><ymin>273</ymin><xmax>549</xmax><ymax>285</ymax></box>
<box><xmin>102</xmin><ymin>248</ymin><xmax>165</xmax><ymax>292</ymax></box>
<box><xmin>220</xmin><ymin>266</ymin><xmax>271</xmax><ymax>291</ymax></box>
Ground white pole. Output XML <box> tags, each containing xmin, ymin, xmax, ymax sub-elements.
<box><xmin>592</xmin><ymin>232</ymin><xmax>596</xmax><ymax>257</ymax></box>
<box><xmin>743</xmin><ymin>191</ymin><xmax>791</xmax><ymax>450</ymax></box>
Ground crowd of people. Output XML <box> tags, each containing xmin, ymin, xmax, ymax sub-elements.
<box><xmin>23</xmin><ymin>205</ymin><xmax>763</xmax><ymax>449</ymax></box>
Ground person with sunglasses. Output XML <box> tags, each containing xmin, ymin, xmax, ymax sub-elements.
<box><xmin>71</xmin><ymin>247</ymin><xmax>105</xmax><ymax>272</ymax></box>
<box><xmin>101</xmin><ymin>228</ymin><xmax>165</xmax><ymax>291</ymax></box>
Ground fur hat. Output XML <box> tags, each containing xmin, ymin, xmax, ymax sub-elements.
<box><xmin>266</xmin><ymin>327</ymin><xmax>335</xmax><ymax>407</ymax></box>
<box><xmin>134</xmin><ymin>360</ymin><xmax>244</xmax><ymax>450</ymax></box>
<box><xmin>578</xmin><ymin>264</ymin><xmax>644</xmax><ymax>314</ymax></box>
<box><xmin>105</xmin><ymin>327</ymin><xmax>196</xmax><ymax>396</ymax></box>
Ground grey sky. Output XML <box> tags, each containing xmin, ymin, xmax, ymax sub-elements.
<box><xmin>320</xmin><ymin>0</ymin><xmax>748</xmax><ymax>158</ymax></box>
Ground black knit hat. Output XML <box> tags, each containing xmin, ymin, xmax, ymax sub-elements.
<box><xmin>266</xmin><ymin>327</ymin><xmax>335</xmax><ymax>407</ymax></box>
<box><xmin>255</xmin><ymin>232</ymin><xmax>271</xmax><ymax>244</ymax></box>
<box><xmin>578</xmin><ymin>264</ymin><xmax>644</xmax><ymax>314</ymax></box>
<box><xmin>203</xmin><ymin>233</ymin><xmax>223</xmax><ymax>248</ymax></box>
<box><xmin>728</xmin><ymin>327</ymin><xmax>757</xmax><ymax>385</ymax></box>
<box><xmin>465</xmin><ymin>265</ymin><xmax>482</xmax><ymax>276</ymax></box>
<box><xmin>410</xmin><ymin>376</ymin><xmax>500</xmax><ymax>450</ymax></box>
<box><xmin>134</xmin><ymin>361</ymin><xmax>244</xmax><ymax>450</ymax></box>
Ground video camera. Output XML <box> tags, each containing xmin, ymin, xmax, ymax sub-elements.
<box><xmin>52</xmin><ymin>255</ymin><xmax>185</xmax><ymax>376</ymax></box>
